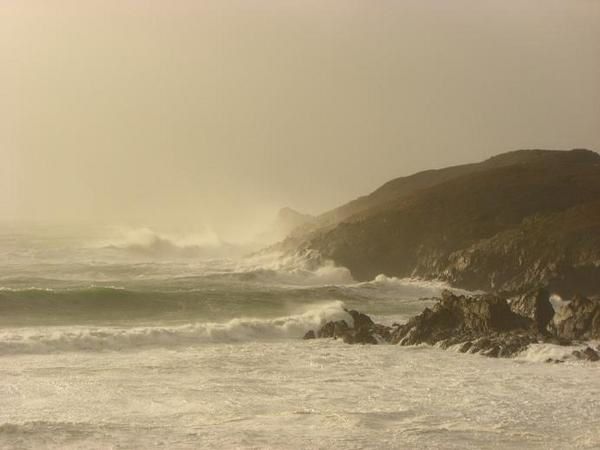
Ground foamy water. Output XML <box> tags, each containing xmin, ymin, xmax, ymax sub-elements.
<box><xmin>1</xmin><ymin>226</ymin><xmax>599</xmax><ymax>449</ymax></box>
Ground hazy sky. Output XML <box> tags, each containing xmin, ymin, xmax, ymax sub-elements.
<box><xmin>2</xmin><ymin>0</ymin><xmax>600</xmax><ymax>237</ymax></box>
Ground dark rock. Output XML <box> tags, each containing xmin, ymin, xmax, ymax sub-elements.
<box><xmin>374</xmin><ymin>324</ymin><xmax>393</xmax><ymax>342</ymax></box>
<box><xmin>357</xmin><ymin>326</ymin><xmax>384</xmax><ymax>344</ymax></box>
<box><xmin>484</xmin><ymin>346</ymin><xmax>500</xmax><ymax>358</ymax></box>
<box><xmin>303</xmin><ymin>290</ymin><xmax>600</xmax><ymax>361</ymax></box>
<box><xmin>333</xmin><ymin>320</ymin><xmax>351</xmax><ymax>338</ymax></box>
<box><xmin>315</xmin><ymin>319</ymin><xmax>353</xmax><ymax>340</ymax></box>
<box><xmin>549</xmin><ymin>295</ymin><xmax>600</xmax><ymax>340</ymax></box>
<box><xmin>510</xmin><ymin>287</ymin><xmax>554</xmax><ymax>332</ymax></box>
<box><xmin>542</xmin><ymin>336</ymin><xmax>572</xmax><ymax>346</ymax></box>
<box><xmin>583</xmin><ymin>347</ymin><xmax>600</xmax><ymax>362</ymax></box>
<box><xmin>392</xmin><ymin>291</ymin><xmax>530</xmax><ymax>344</ymax></box>
<box><xmin>317</xmin><ymin>321</ymin><xmax>336</xmax><ymax>338</ymax></box>
<box><xmin>308</xmin><ymin>311</ymin><xmax>390</xmax><ymax>345</ymax></box>
<box><xmin>286</xmin><ymin>149</ymin><xmax>600</xmax><ymax>296</ymax></box>
<box><xmin>390</xmin><ymin>291</ymin><xmax>538</xmax><ymax>357</ymax></box>
<box><xmin>345</xmin><ymin>309</ymin><xmax>375</xmax><ymax>332</ymax></box>
<box><xmin>570</xmin><ymin>348</ymin><xmax>599</xmax><ymax>361</ymax></box>
<box><xmin>303</xmin><ymin>330</ymin><xmax>316</xmax><ymax>340</ymax></box>
<box><xmin>351</xmin><ymin>327</ymin><xmax>379</xmax><ymax>345</ymax></box>
<box><xmin>459</xmin><ymin>342</ymin><xmax>472</xmax><ymax>353</ymax></box>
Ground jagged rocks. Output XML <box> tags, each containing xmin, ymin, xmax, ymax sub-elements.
<box><xmin>314</xmin><ymin>318</ymin><xmax>355</xmax><ymax>341</ymax></box>
<box><xmin>546</xmin><ymin>346</ymin><xmax>600</xmax><ymax>364</ymax></box>
<box><xmin>304</xmin><ymin>309</ymin><xmax>391</xmax><ymax>345</ymax></box>
<box><xmin>346</xmin><ymin>309</ymin><xmax>374</xmax><ymax>332</ymax></box>
<box><xmin>302</xmin><ymin>290</ymin><xmax>600</xmax><ymax>362</ymax></box>
<box><xmin>583</xmin><ymin>347</ymin><xmax>600</xmax><ymax>361</ymax></box>
<box><xmin>305</xmin><ymin>292</ymin><xmax>539</xmax><ymax>355</ymax></box>
<box><xmin>317</xmin><ymin>321</ymin><xmax>336</xmax><ymax>338</ymax></box>
<box><xmin>302</xmin><ymin>330</ymin><xmax>316</xmax><ymax>340</ymax></box>
<box><xmin>387</xmin><ymin>291</ymin><xmax>538</xmax><ymax>357</ymax></box>
<box><xmin>549</xmin><ymin>295</ymin><xmax>600</xmax><ymax>340</ymax></box>
<box><xmin>391</xmin><ymin>291</ymin><xmax>530</xmax><ymax>342</ymax></box>
<box><xmin>572</xmin><ymin>347</ymin><xmax>600</xmax><ymax>362</ymax></box>
<box><xmin>509</xmin><ymin>287</ymin><xmax>554</xmax><ymax>332</ymax></box>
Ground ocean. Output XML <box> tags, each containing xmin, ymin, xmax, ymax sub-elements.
<box><xmin>1</xmin><ymin>225</ymin><xmax>599</xmax><ymax>449</ymax></box>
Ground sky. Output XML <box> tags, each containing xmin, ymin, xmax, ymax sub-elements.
<box><xmin>2</xmin><ymin>0</ymin><xmax>600</xmax><ymax>238</ymax></box>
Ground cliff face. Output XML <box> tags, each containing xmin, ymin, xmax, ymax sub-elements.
<box><xmin>287</xmin><ymin>149</ymin><xmax>600</xmax><ymax>296</ymax></box>
<box><xmin>438</xmin><ymin>202</ymin><xmax>600</xmax><ymax>296</ymax></box>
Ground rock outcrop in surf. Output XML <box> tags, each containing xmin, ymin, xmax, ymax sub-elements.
<box><xmin>303</xmin><ymin>290</ymin><xmax>600</xmax><ymax>362</ymax></box>
<box><xmin>548</xmin><ymin>294</ymin><xmax>600</xmax><ymax>341</ymax></box>
<box><xmin>303</xmin><ymin>309</ymin><xmax>391</xmax><ymax>344</ymax></box>
<box><xmin>509</xmin><ymin>288</ymin><xmax>555</xmax><ymax>332</ymax></box>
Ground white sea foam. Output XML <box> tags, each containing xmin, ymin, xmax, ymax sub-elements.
<box><xmin>109</xmin><ymin>227</ymin><xmax>222</xmax><ymax>249</ymax></box>
<box><xmin>4</xmin><ymin>225</ymin><xmax>600</xmax><ymax>449</ymax></box>
<box><xmin>243</xmin><ymin>265</ymin><xmax>354</xmax><ymax>286</ymax></box>
<box><xmin>3</xmin><ymin>340</ymin><xmax>600</xmax><ymax>449</ymax></box>
<box><xmin>360</xmin><ymin>274</ymin><xmax>477</xmax><ymax>297</ymax></box>
<box><xmin>231</xmin><ymin>250</ymin><xmax>355</xmax><ymax>286</ymax></box>
<box><xmin>94</xmin><ymin>227</ymin><xmax>246</xmax><ymax>259</ymax></box>
<box><xmin>550</xmin><ymin>293</ymin><xmax>569</xmax><ymax>311</ymax></box>
<box><xmin>516</xmin><ymin>341</ymin><xmax>600</xmax><ymax>363</ymax></box>
<box><xmin>0</xmin><ymin>286</ymin><xmax>55</xmax><ymax>292</ymax></box>
<box><xmin>0</xmin><ymin>302</ymin><xmax>351</xmax><ymax>355</ymax></box>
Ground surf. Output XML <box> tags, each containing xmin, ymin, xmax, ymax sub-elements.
<box><xmin>0</xmin><ymin>301</ymin><xmax>351</xmax><ymax>355</ymax></box>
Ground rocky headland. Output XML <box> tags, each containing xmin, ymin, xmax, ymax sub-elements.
<box><xmin>275</xmin><ymin>149</ymin><xmax>600</xmax><ymax>298</ymax></box>
<box><xmin>274</xmin><ymin>149</ymin><xmax>600</xmax><ymax>362</ymax></box>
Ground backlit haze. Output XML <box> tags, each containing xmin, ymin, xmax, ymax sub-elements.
<box><xmin>2</xmin><ymin>0</ymin><xmax>600</xmax><ymax>242</ymax></box>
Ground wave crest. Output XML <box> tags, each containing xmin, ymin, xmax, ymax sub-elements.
<box><xmin>360</xmin><ymin>275</ymin><xmax>477</xmax><ymax>297</ymax></box>
<box><xmin>234</xmin><ymin>250</ymin><xmax>355</xmax><ymax>286</ymax></box>
<box><xmin>0</xmin><ymin>301</ymin><xmax>351</xmax><ymax>355</ymax></box>
<box><xmin>99</xmin><ymin>227</ymin><xmax>231</xmax><ymax>258</ymax></box>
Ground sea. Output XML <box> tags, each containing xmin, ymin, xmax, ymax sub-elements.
<box><xmin>1</xmin><ymin>224</ymin><xmax>599</xmax><ymax>449</ymax></box>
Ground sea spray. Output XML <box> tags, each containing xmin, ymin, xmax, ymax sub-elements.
<box><xmin>0</xmin><ymin>301</ymin><xmax>352</xmax><ymax>354</ymax></box>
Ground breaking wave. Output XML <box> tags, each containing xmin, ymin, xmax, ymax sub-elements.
<box><xmin>97</xmin><ymin>227</ymin><xmax>240</xmax><ymax>258</ymax></box>
<box><xmin>217</xmin><ymin>265</ymin><xmax>354</xmax><ymax>286</ymax></box>
<box><xmin>358</xmin><ymin>274</ymin><xmax>477</xmax><ymax>297</ymax></box>
<box><xmin>0</xmin><ymin>301</ymin><xmax>351</xmax><ymax>355</ymax></box>
<box><xmin>515</xmin><ymin>341</ymin><xmax>600</xmax><ymax>364</ymax></box>
<box><xmin>204</xmin><ymin>249</ymin><xmax>356</xmax><ymax>286</ymax></box>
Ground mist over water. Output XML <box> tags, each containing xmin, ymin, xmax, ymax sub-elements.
<box><xmin>3</xmin><ymin>1</ymin><xmax>600</xmax><ymax>447</ymax></box>
<box><xmin>3</xmin><ymin>1</ymin><xmax>600</xmax><ymax>231</ymax></box>
<box><xmin>1</xmin><ymin>226</ymin><xmax>600</xmax><ymax>448</ymax></box>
